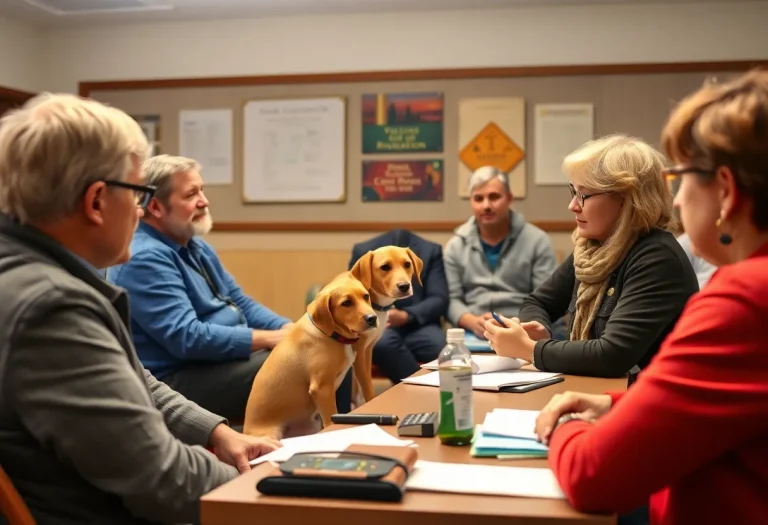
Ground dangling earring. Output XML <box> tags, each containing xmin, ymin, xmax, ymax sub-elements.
<box><xmin>716</xmin><ymin>217</ymin><xmax>732</xmax><ymax>245</ymax></box>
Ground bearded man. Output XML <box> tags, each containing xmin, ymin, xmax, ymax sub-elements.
<box><xmin>108</xmin><ymin>155</ymin><xmax>292</xmax><ymax>420</ymax></box>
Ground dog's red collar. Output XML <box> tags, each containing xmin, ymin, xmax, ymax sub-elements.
<box><xmin>330</xmin><ymin>332</ymin><xmax>359</xmax><ymax>344</ymax></box>
<box><xmin>306</xmin><ymin>313</ymin><xmax>359</xmax><ymax>344</ymax></box>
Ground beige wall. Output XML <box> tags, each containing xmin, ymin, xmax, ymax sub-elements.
<box><xmin>0</xmin><ymin>14</ymin><xmax>46</xmax><ymax>92</ymax></box>
<box><xmin>207</xmin><ymin>230</ymin><xmax>572</xmax><ymax>322</ymax></box>
<box><xmin>47</xmin><ymin>2</ymin><xmax>768</xmax><ymax>94</ymax></box>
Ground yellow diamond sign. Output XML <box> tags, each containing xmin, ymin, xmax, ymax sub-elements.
<box><xmin>459</xmin><ymin>122</ymin><xmax>525</xmax><ymax>173</ymax></box>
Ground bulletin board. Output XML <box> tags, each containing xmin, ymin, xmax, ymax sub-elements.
<box><xmin>80</xmin><ymin>61</ymin><xmax>765</xmax><ymax>232</ymax></box>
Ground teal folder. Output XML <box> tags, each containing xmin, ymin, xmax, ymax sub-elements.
<box><xmin>470</xmin><ymin>425</ymin><xmax>549</xmax><ymax>459</ymax></box>
<box><xmin>464</xmin><ymin>333</ymin><xmax>494</xmax><ymax>353</ymax></box>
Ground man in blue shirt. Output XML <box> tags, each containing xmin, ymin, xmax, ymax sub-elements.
<box><xmin>108</xmin><ymin>155</ymin><xmax>292</xmax><ymax>420</ymax></box>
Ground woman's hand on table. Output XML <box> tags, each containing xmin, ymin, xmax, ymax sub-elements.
<box><xmin>533</xmin><ymin>392</ymin><xmax>613</xmax><ymax>445</ymax></box>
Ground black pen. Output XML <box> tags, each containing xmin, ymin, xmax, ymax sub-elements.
<box><xmin>330</xmin><ymin>413</ymin><xmax>399</xmax><ymax>425</ymax></box>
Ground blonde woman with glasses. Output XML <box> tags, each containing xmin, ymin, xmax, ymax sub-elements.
<box><xmin>533</xmin><ymin>70</ymin><xmax>768</xmax><ymax>525</ymax></box>
<box><xmin>483</xmin><ymin>134</ymin><xmax>698</xmax><ymax>386</ymax></box>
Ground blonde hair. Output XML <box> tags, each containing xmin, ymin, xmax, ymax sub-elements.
<box><xmin>0</xmin><ymin>93</ymin><xmax>149</xmax><ymax>224</ymax></box>
<box><xmin>563</xmin><ymin>133</ymin><xmax>675</xmax><ymax>235</ymax></box>
<box><xmin>661</xmin><ymin>68</ymin><xmax>768</xmax><ymax>229</ymax></box>
<box><xmin>141</xmin><ymin>154</ymin><xmax>201</xmax><ymax>208</ymax></box>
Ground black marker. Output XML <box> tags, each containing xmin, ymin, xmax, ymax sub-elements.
<box><xmin>330</xmin><ymin>413</ymin><xmax>399</xmax><ymax>425</ymax></box>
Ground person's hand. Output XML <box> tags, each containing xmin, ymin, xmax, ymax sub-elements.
<box><xmin>208</xmin><ymin>423</ymin><xmax>281</xmax><ymax>474</ymax></box>
<box><xmin>386</xmin><ymin>309</ymin><xmax>409</xmax><ymax>328</ymax></box>
<box><xmin>521</xmin><ymin>321</ymin><xmax>551</xmax><ymax>341</ymax></box>
<box><xmin>534</xmin><ymin>392</ymin><xmax>613</xmax><ymax>445</ymax></box>
<box><xmin>252</xmin><ymin>328</ymin><xmax>290</xmax><ymax>350</ymax></box>
<box><xmin>458</xmin><ymin>313</ymin><xmax>486</xmax><ymax>339</ymax></box>
<box><xmin>483</xmin><ymin>314</ymin><xmax>535</xmax><ymax>360</ymax></box>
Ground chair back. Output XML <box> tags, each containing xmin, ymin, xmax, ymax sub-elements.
<box><xmin>0</xmin><ymin>465</ymin><xmax>35</xmax><ymax>525</ymax></box>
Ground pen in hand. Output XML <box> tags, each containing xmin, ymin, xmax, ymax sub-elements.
<box><xmin>491</xmin><ymin>311</ymin><xmax>509</xmax><ymax>327</ymax></box>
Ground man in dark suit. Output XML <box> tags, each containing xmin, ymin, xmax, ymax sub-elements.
<box><xmin>337</xmin><ymin>229</ymin><xmax>448</xmax><ymax>412</ymax></box>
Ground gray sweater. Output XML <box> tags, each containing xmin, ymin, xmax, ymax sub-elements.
<box><xmin>444</xmin><ymin>211</ymin><xmax>558</xmax><ymax>325</ymax></box>
<box><xmin>0</xmin><ymin>215</ymin><xmax>237</xmax><ymax>525</ymax></box>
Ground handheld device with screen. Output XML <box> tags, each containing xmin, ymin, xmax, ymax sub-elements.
<box><xmin>279</xmin><ymin>453</ymin><xmax>398</xmax><ymax>479</ymax></box>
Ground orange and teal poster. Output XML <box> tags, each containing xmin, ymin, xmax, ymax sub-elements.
<box><xmin>361</xmin><ymin>92</ymin><xmax>444</xmax><ymax>153</ymax></box>
<box><xmin>362</xmin><ymin>160</ymin><xmax>443</xmax><ymax>202</ymax></box>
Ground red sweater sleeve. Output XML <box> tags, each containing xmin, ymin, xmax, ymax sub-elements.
<box><xmin>547</xmin><ymin>270</ymin><xmax>768</xmax><ymax>514</ymax></box>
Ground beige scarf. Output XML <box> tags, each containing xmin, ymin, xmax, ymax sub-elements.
<box><xmin>570</xmin><ymin>221</ymin><xmax>638</xmax><ymax>341</ymax></box>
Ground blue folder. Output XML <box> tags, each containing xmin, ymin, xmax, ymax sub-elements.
<box><xmin>470</xmin><ymin>425</ymin><xmax>549</xmax><ymax>458</ymax></box>
<box><xmin>464</xmin><ymin>333</ymin><xmax>494</xmax><ymax>353</ymax></box>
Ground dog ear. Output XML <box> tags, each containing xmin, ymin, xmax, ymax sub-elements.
<box><xmin>405</xmin><ymin>247</ymin><xmax>423</xmax><ymax>287</ymax></box>
<box><xmin>350</xmin><ymin>251</ymin><xmax>374</xmax><ymax>290</ymax></box>
<box><xmin>307</xmin><ymin>291</ymin><xmax>335</xmax><ymax>336</ymax></box>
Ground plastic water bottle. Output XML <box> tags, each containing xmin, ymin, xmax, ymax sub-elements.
<box><xmin>437</xmin><ymin>328</ymin><xmax>474</xmax><ymax>446</ymax></box>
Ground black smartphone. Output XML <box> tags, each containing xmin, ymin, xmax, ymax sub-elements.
<box><xmin>500</xmin><ymin>376</ymin><xmax>564</xmax><ymax>393</ymax></box>
<box><xmin>279</xmin><ymin>453</ymin><xmax>397</xmax><ymax>479</ymax></box>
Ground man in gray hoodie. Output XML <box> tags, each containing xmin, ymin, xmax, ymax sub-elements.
<box><xmin>444</xmin><ymin>167</ymin><xmax>558</xmax><ymax>339</ymax></box>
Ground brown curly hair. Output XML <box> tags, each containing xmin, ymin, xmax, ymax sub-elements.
<box><xmin>661</xmin><ymin>69</ymin><xmax>768</xmax><ymax>230</ymax></box>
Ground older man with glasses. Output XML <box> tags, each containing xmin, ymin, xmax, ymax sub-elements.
<box><xmin>0</xmin><ymin>93</ymin><xmax>278</xmax><ymax>525</ymax></box>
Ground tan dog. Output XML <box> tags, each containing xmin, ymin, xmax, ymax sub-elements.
<box><xmin>349</xmin><ymin>246</ymin><xmax>423</xmax><ymax>403</ymax></box>
<box><xmin>243</xmin><ymin>274</ymin><xmax>378</xmax><ymax>439</ymax></box>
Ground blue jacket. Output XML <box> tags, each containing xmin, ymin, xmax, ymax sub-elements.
<box><xmin>349</xmin><ymin>229</ymin><xmax>448</xmax><ymax>328</ymax></box>
<box><xmin>108</xmin><ymin>222</ymin><xmax>291</xmax><ymax>378</ymax></box>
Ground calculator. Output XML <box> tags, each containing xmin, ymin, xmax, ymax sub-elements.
<box><xmin>396</xmin><ymin>412</ymin><xmax>437</xmax><ymax>437</ymax></box>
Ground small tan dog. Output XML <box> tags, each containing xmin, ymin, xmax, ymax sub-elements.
<box><xmin>349</xmin><ymin>246</ymin><xmax>423</xmax><ymax>403</ymax></box>
<box><xmin>243</xmin><ymin>273</ymin><xmax>378</xmax><ymax>439</ymax></box>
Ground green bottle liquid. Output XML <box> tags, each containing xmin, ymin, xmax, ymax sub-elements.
<box><xmin>437</xmin><ymin>328</ymin><xmax>474</xmax><ymax>446</ymax></box>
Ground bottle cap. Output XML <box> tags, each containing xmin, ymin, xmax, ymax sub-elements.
<box><xmin>446</xmin><ymin>328</ymin><xmax>465</xmax><ymax>343</ymax></box>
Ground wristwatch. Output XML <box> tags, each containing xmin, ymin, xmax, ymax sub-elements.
<box><xmin>551</xmin><ymin>413</ymin><xmax>585</xmax><ymax>435</ymax></box>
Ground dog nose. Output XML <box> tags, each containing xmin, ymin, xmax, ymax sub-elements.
<box><xmin>397</xmin><ymin>282</ymin><xmax>411</xmax><ymax>293</ymax></box>
<box><xmin>364</xmin><ymin>315</ymin><xmax>378</xmax><ymax>327</ymax></box>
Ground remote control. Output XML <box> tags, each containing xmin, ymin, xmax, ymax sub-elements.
<box><xmin>396</xmin><ymin>412</ymin><xmax>438</xmax><ymax>438</ymax></box>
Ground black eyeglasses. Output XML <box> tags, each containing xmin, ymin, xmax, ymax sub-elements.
<box><xmin>568</xmin><ymin>183</ymin><xmax>608</xmax><ymax>207</ymax></box>
<box><xmin>663</xmin><ymin>167</ymin><xmax>716</xmax><ymax>197</ymax></box>
<box><xmin>103</xmin><ymin>180</ymin><xmax>157</xmax><ymax>208</ymax></box>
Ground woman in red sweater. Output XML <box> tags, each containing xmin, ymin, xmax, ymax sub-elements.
<box><xmin>534</xmin><ymin>69</ymin><xmax>768</xmax><ymax>525</ymax></box>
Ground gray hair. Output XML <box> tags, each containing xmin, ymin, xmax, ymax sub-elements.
<box><xmin>141</xmin><ymin>154</ymin><xmax>201</xmax><ymax>208</ymax></box>
<box><xmin>0</xmin><ymin>93</ymin><xmax>149</xmax><ymax>224</ymax></box>
<box><xmin>468</xmin><ymin>166</ymin><xmax>510</xmax><ymax>194</ymax></box>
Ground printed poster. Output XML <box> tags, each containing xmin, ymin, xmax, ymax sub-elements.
<box><xmin>362</xmin><ymin>160</ymin><xmax>443</xmax><ymax>202</ymax></box>
<box><xmin>362</xmin><ymin>92</ymin><xmax>443</xmax><ymax>153</ymax></box>
<box><xmin>457</xmin><ymin>97</ymin><xmax>526</xmax><ymax>198</ymax></box>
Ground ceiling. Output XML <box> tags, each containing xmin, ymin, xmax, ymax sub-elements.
<box><xmin>2</xmin><ymin>0</ymin><xmax>761</xmax><ymax>27</ymax></box>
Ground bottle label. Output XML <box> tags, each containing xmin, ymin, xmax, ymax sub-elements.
<box><xmin>439</xmin><ymin>369</ymin><xmax>474</xmax><ymax>431</ymax></box>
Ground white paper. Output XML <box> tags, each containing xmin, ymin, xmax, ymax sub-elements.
<box><xmin>406</xmin><ymin>460</ymin><xmax>565</xmax><ymax>499</ymax></box>
<box><xmin>481</xmin><ymin>409</ymin><xmax>540</xmax><ymax>441</ymax></box>
<box><xmin>179</xmin><ymin>109</ymin><xmax>234</xmax><ymax>185</ymax></box>
<box><xmin>243</xmin><ymin>97</ymin><xmax>346</xmax><ymax>202</ymax></box>
<box><xmin>402</xmin><ymin>370</ymin><xmax>561</xmax><ymax>391</ymax></box>
<box><xmin>249</xmin><ymin>423</ymin><xmax>414</xmax><ymax>466</ymax></box>
<box><xmin>421</xmin><ymin>355</ymin><xmax>524</xmax><ymax>375</ymax></box>
<box><xmin>534</xmin><ymin>103</ymin><xmax>594</xmax><ymax>186</ymax></box>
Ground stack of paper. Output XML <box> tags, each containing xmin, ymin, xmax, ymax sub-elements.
<box><xmin>406</xmin><ymin>460</ymin><xmax>565</xmax><ymax>499</ymax></box>
<box><xmin>402</xmin><ymin>370</ymin><xmax>562</xmax><ymax>391</ymax></box>
<box><xmin>470</xmin><ymin>409</ymin><xmax>548</xmax><ymax>459</ymax></box>
<box><xmin>249</xmin><ymin>423</ymin><xmax>415</xmax><ymax>466</ymax></box>
<box><xmin>420</xmin><ymin>354</ymin><xmax>525</xmax><ymax>374</ymax></box>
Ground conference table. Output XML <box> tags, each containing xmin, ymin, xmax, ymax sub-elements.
<box><xmin>201</xmin><ymin>371</ymin><xmax>626</xmax><ymax>525</ymax></box>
